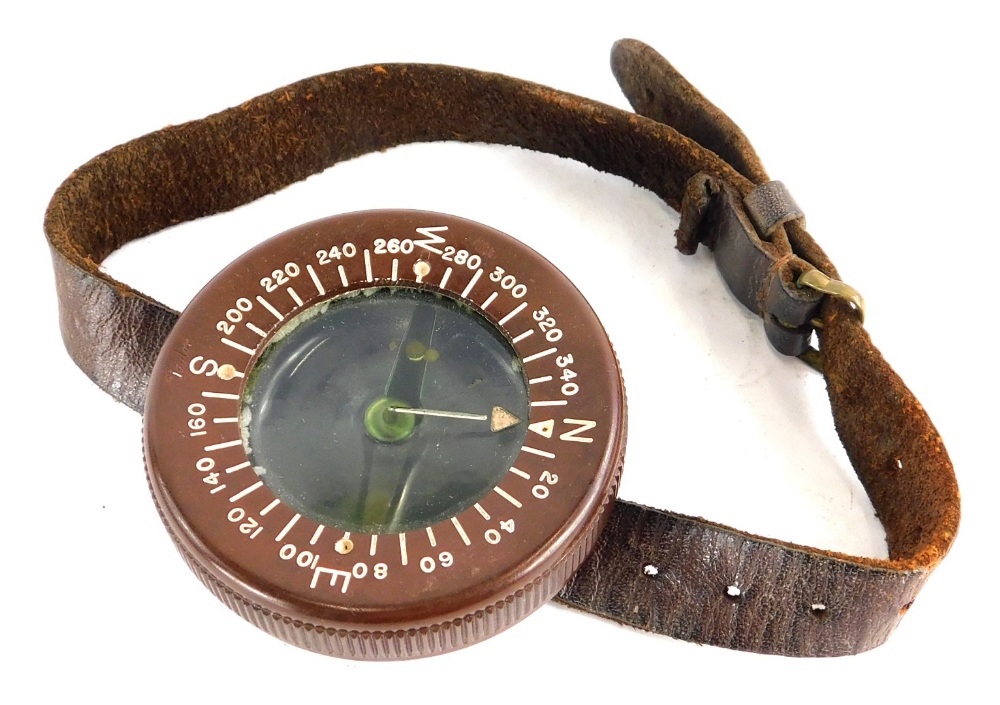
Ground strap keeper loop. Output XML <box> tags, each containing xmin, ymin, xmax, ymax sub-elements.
<box><xmin>744</xmin><ymin>180</ymin><xmax>805</xmax><ymax>237</ymax></box>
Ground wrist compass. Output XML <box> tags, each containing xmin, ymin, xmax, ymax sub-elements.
<box><xmin>45</xmin><ymin>39</ymin><xmax>959</xmax><ymax>660</ymax></box>
<box><xmin>144</xmin><ymin>211</ymin><xmax>624</xmax><ymax>658</ymax></box>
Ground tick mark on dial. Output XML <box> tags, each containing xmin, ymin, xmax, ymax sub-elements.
<box><xmin>306</xmin><ymin>264</ymin><xmax>325</xmax><ymax>295</ymax></box>
<box><xmin>451</xmin><ymin>517</ymin><xmax>471</xmax><ymax>546</ymax></box>
<box><xmin>229</xmin><ymin>481</ymin><xmax>264</xmax><ymax>503</ymax></box>
<box><xmin>498</xmin><ymin>302</ymin><xmax>528</xmax><ymax>327</ymax></box>
<box><xmin>221</xmin><ymin>338</ymin><xmax>255</xmax><ymax>356</ymax></box>
<box><xmin>522</xmin><ymin>348</ymin><xmax>557</xmax><ymax>364</ymax></box>
<box><xmin>256</xmin><ymin>296</ymin><xmax>284</xmax><ymax>321</ymax></box>
<box><xmin>493</xmin><ymin>487</ymin><xmax>522</xmax><ymax>508</ymax></box>
<box><xmin>274</xmin><ymin>514</ymin><xmax>301</xmax><ymax>542</ymax></box>
<box><xmin>461</xmin><ymin>268</ymin><xmax>483</xmax><ymax>298</ymax></box>
<box><xmin>260</xmin><ymin>498</ymin><xmax>281</xmax><ymax>515</ymax></box>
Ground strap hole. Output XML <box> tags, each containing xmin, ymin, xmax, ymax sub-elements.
<box><xmin>725</xmin><ymin>585</ymin><xmax>741</xmax><ymax>599</ymax></box>
<box><xmin>810</xmin><ymin>603</ymin><xmax>827</xmax><ymax>617</ymax></box>
<box><xmin>899</xmin><ymin>601</ymin><xmax>913</xmax><ymax>615</ymax></box>
<box><xmin>642</xmin><ymin>564</ymin><xmax>659</xmax><ymax>577</ymax></box>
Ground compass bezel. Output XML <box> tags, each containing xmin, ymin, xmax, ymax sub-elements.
<box><xmin>143</xmin><ymin>209</ymin><xmax>626</xmax><ymax>659</ymax></box>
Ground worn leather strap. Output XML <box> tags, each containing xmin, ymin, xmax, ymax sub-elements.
<box><xmin>45</xmin><ymin>39</ymin><xmax>959</xmax><ymax>656</ymax></box>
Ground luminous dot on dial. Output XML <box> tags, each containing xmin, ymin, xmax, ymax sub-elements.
<box><xmin>217</xmin><ymin>364</ymin><xmax>237</xmax><ymax>380</ymax></box>
<box><xmin>335</xmin><ymin>538</ymin><xmax>354</xmax><ymax>555</ymax></box>
<box><xmin>413</xmin><ymin>261</ymin><xmax>431</xmax><ymax>278</ymax></box>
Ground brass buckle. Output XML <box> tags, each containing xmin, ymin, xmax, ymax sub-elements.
<box><xmin>797</xmin><ymin>269</ymin><xmax>866</xmax><ymax>323</ymax></box>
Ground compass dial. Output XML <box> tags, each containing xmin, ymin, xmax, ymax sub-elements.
<box><xmin>143</xmin><ymin>210</ymin><xmax>625</xmax><ymax>659</ymax></box>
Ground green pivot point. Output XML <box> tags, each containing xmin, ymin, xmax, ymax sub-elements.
<box><xmin>364</xmin><ymin>397</ymin><xmax>416</xmax><ymax>443</ymax></box>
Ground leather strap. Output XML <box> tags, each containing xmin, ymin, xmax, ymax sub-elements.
<box><xmin>44</xmin><ymin>39</ymin><xmax>959</xmax><ymax>656</ymax></box>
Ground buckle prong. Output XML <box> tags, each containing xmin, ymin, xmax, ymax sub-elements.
<box><xmin>797</xmin><ymin>269</ymin><xmax>865</xmax><ymax>324</ymax></box>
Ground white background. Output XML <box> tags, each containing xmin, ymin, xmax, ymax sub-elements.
<box><xmin>3</xmin><ymin>2</ymin><xmax>996</xmax><ymax>702</ymax></box>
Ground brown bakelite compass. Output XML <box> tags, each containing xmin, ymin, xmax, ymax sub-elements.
<box><xmin>144</xmin><ymin>210</ymin><xmax>625</xmax><ymax>659</ymax></box>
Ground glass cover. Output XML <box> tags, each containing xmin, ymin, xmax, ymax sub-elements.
<box><xmin>242</xmin><ymin>287</ymin><xmax>529</xmax><ymax>534</ymax></box>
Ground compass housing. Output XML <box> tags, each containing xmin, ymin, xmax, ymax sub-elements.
<box><xmin>144</xmin><ymin>210</ymin><xmax>626</xmax><ymax>659</ymax></box>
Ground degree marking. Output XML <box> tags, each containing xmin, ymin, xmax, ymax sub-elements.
<box><xmin>364</xmin><ymin>249</ymin><xmax>373</xmax><ymax>282</ymax></box>
<box><xmin>439</xmin><ymin>266</ymin><xmax>453</xmax><ymax>289</ymax></box>
<box><xmin>189</xmin><ymin>431</ymin><xmax>207</xmax><ymax>437</ymax></box>
<box><xmin>531</xmin><ymin>400</ymin><xmax>568</xmax><ymax>407</ymax></box>
<box><xmin>246</xmin><ymin>322</ymin><xmax>267</xmax><ymax>338</ymax></box>
<box><xmin>260</xmin><ymin>498</ymin><xmax>281</xmax><ymax>516</ymax></box>
<box><xmin>498</xmin><ymin>302</ymin><xmax>528</xmax><ymax>327</ymax></box>
<box><xmin>225</xmin><ymin>461</ymin><xmax>251</xmax><ymax>474</ymax></box>
<box><xmin>369</xmin><ymin>534</ymin><xmax>378</xmax><ymax>556</ymax></box>
<box><xmin>482</xmin><ymin>292</ymin><xmax>498</xmax><ymax>310</ymax></box>
<box><xmin>275</xmin><ymin>514</ymin><xmax>301</xmax><ymax>542</ymax></box>
<box><xmin>508</xmin><ymin>467</ymin><xmax>531</xmax><ymax>479</ymax></box>
<box><xmin>522</xmin><ymin>445</ymin><xmax>556</xmax><ymax>459</ymax></box>
<box><xmin>391</xmin><ymin>258</ymin><xmax>399</xmax><ymax>281</ymax></box>
<box><xmin>210</xmin><ymin>484</ymin><xmax>228</xmax><ymax>494</ymax></box>
<box><xmin>461</xmin><ymin>268</ymin><xmax>483</xmax><ymax>298</ymax></box>
<box><xmin>529</xmin><ymin>375</ymin><xmax>552</xmax><ymax>385</ymax></box>
<box><xmin>522</xmin><ymin>347</ymin><xmax>557</xmax><ymax>363</ymax></box>
<box><xmin>287</xmin><ymin>287</ymin><xmax>303</xmax><ymax>307</ymax></box>
<box><xmin>399</xmin><ymin>533</ymin><xmax>408</xmax><ymax>566</ymax></box>
<box><xmin>203</xmin><ymin>391</ymin><xmax>240</xmax><ymax>400</ymax></box>
<box><xmin>512</xmin><ymin>329</ymin><xmax>534</xmax><ymax>344</ymax></box>
<box><xmin>172</xmin><ymin>372</ymin><xmax>182</xmax><ymax>378</ymax></box>
<box><xmin>426</xmin><ymin>526</ymin><xmax>437</xmax><ymax>548</ymax></box>
<box><xmin>474</xmin><ymin>503</ymin><xmax>491</xmax><ymax>520</ymax></box>
<box><xmin>250</xmin><ymin>526</ymin><xmax>264</xmax><ymax>539</ymax></box>
<box><xmin>309</xmin><ymin>525</ymin><xmax>324</xmax><ymax>546</ymax></box>
<box><xmin>213</xmin><ymin>417</ymin><xmax>238</xmax><ymax>424</ymax></box>
<box><xmin>493</xmin><ymin>487</ymin><xmax>522</xmax><ymax>508</ymax></box>
<box><xmin>306</xmin><ymin>264</ymin><xmax>325</xmax><ymax>295</ymax></box>
<box><xmin>221</xmin><ymin>338</ymin><xmax>255</xmax><ymax>356</ymax></box>
<box><xmin>256</xmin><ymin>296</ymin><xmax>284</xmax><ymax>321</ymax></box>
<box><xmin>451</xmin><ymin>517</ymin><xmax>471</xmax><ymax>546</ymax></box>
<box><xmin>204</xmin><ymin>439</ymin><xmax>242</xmax><ymax>452</ymax></box>
<box><xmin>229</xmin><ymin>481</ymin><xmax>264</xmax><ymax>503</ymax></box>
<box><xmin>338</xmin><ymin>265</ymin><xmax>349</xmax><ymax>287</ymax></box>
